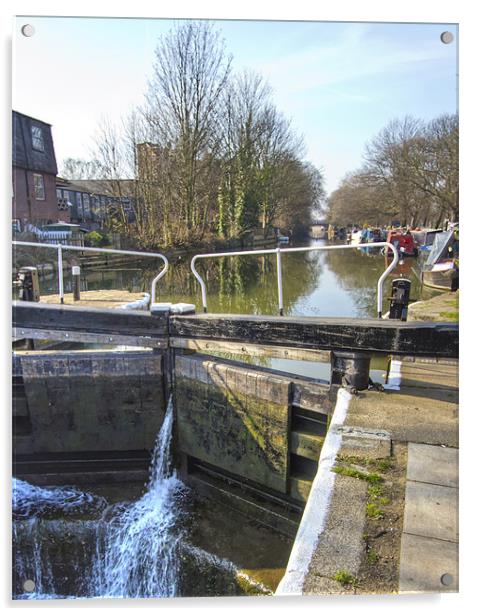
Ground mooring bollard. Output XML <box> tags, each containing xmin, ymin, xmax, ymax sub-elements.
<box><xmin>72</xmin><ymin>265</ymin><xmax>81</xmax><ymax>301</ymax></box>
<box><xmin>331</xmin><ymin>351</ymin><xmax>372</xmax><ymax>391</ymax></box>
<box><xmin>388</xmin><ymin>278</ymin><xmax>411</xmax><ymax>321</ymax></box>
<box><xmin>17</xmin><ymin>267</ymin><xmax>40</xmax><ymax>303</ymax></box>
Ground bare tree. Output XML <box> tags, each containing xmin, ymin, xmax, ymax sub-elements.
<box><xmin>256</xmin><ymin>105</ymin><xmax>304</xmax><ymax>234</ymax></box>
<box><xmin>217</xmin><ymin>71</ymin><xmax>272</xmax><ymax>238</ymax></box>
<box><xmin>60</xmin><ymin>158</ymin><xmax>103</xmax><ymax>180</ymax></box>
<box><xmin>143</xmin><ymin>21</ymin><xmax>232</xmax><ymax>243</ymax></box>
<box><xmin>360</xmin><ymin>113</ymin><xmax>459</xmax><ymax>227</ymax></box>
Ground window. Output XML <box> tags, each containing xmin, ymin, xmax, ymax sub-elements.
<box><xmin>31</xmin><ymin>125</ymin><xmax>45</xmax><ymax>152</ymax></box>
<box><xmin>83</xmin><ymin>193</ymin><xmax>90</xmax><ymax>217</ymax></box>
<box><xmin>56</xmin><ymin>188</ymin><xmax>62</xmax><ymax>201</ymax></box>
<box><xmin>33</xmin><ymin>174</ymin><xmax>45</xmax><ymax>200</ymax></box>
<box><xmin>76</xmin><ymin>193</ymin><xmax>84</xmax><ymax>218</ymax></box>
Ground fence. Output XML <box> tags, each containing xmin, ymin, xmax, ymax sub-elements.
<box><xmin>12</xmin><ymin>241</ymin><xmax>169</xmax><ymax>305</ymax></box>
<box><xmin>191</xmin><ymin>242</ymin><xmax>399</xmax><ymax>318</ymax></box>
<box><xmin>34</xmin><ymin>231</ymin><xmax>85</xmax><ymax>247</ymax></box>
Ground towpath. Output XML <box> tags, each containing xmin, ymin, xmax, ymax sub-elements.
<box><xmin>278</xmin><ymin>355</ymin><xmax>458</xmax><ymax>595</ymax></box>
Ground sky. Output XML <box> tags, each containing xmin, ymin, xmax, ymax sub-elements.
<box><xmin>13</xmin><ymin>16</ymin><xmax>458</xmax><ymax>195</ymax></box>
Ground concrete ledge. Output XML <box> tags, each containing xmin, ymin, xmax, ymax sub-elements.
<box><xmin>345</xmin><ymin>389</ymin><xmax>458</xmax><ymax>447</ymax></box>
<box><xmin>333</xmin><ymin>425</ymin><xmax>391</xmax><ymax>459</ymax></box>
<box><xmin>275</xmin><ymin>388</ymin><xmax>352</xmax><ymax>595</ymax></box>
<box><xmin>303</xmin><ymin>473</ymin><xmax>368</xmax><ymax>593</ymax></box>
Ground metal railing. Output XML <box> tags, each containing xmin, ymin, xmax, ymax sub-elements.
<box><xmin>191</xmin><ymin>242</ymin><xmax>399</xmax><ymax>318</ymax></box>
<box><xmin>13</xmin><ymin>241</ymin><xmax>169</xmax><ymax>305</ymax></box>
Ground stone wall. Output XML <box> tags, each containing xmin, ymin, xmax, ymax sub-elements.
<box><xmin>175</xmin><ymin>354</ymin><xmax>292</xmax><ymax>493</ymax></box>
<box><xmin>14</xmin><ymin>350</ymin><xmax>165</xmax><ymax>456</ymax></box>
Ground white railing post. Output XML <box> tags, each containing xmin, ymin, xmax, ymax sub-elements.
<box><xmin>191</xmin><ymin>255</ymin><xmax>208</xmax><ymax>313</ymax></box>
<box><xmin>276</xmin><ymin>246</ymin><xmax>284</xmax><ymax>316</ymax></box>
<box><xmin>57</xmin><ymin>245</ymin><xmax>64</xmax><ymax>304</ymax></box>
<box><xmin>376</xmin><ymin>242</ymin><xmax>399</xmax><ymax>318</ymax></box>
<box><xmin>150</xmin><ymin>258</ymin><xmax>169</xmax><ymax>305</ymax></box>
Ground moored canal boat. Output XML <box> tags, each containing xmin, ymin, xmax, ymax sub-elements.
<box><xmin>386</xmin><ymin>229</ymin><xmax>418</xmax><ymax>257</ymax></box>
<box><xmin>419</xmin><ymin>228</ymin><xmax>459</xmax><ymax>291</ymax></box>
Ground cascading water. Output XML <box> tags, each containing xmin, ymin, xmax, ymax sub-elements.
<box><xmin>12</xmin><ymin>396</ymin><xmax>279</xmax><ymax>600</ymax></box>
<box><xmin>91</xmin><ymin>396</ymin><xmax>185</xmax><ymax>598</ymax></box>
<box><xmin>13</xmin><ymin>397</ymin><xmax>187</xmax><ymax>600</ymax></box>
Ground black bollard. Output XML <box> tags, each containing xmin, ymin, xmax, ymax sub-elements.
<box><xmin>17</xmin><ymin>267</ymin><xmax>40</xmax><ymax>303</ymax></box>
<box><xmin>389</xmin><ymin>278</ymin><xmax>411</xmax><ymax>321</ymax></box>
<box><xmin>331</xmin><ymin>351</ymin><xmax>372</xmax><ymax>391</ymax></box>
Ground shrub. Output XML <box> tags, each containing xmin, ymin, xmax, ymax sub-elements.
<box><xmin>84</xmin><ymin>230</ymin><xmax>110</xmax><ymax>247</ymax></box>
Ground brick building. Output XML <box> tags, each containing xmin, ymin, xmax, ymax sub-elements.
<box><xmin>12</xmin><ymin>110</ymin><xmax>62</xmax><ymax>230</ymax></box>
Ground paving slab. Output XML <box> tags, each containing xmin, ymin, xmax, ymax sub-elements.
<box><xmin>399</xmin><ymin>361</ymin><xmax>459</xmax><ymax>394</ymax></box>
<box><xmin>40</xmin><ymin>290</ymin><xmax>147</xmax><ymax>309</ymax></box>
<box><xmin>403</xmin><ymin>481</ymin><xmax>458</xmax><ymax>543</ymax></box>
<box><xmin>333</xmin><ymin>425</ymin><xmax>391</xmax><ymax>459</ymax></box>
<box><xmin>407</xmin><ymin>443</ymin><xmax>458</xmax><ymax>488</ymax></box>
<box><xmin>346</xmin><ymin>390</ymin><xmax>458</xmax><ymax>447</ymax></box>
<box><xmin>399</xmin><ymin>533</ymin><xmax>458</xmax><ymax>593</ymax></box>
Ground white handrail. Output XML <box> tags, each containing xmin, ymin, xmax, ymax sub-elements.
<box><xmin>13</xmin><ymin>241</ymin><xmax>169</xmax><ymax>306</ymax></box>
<box><xmin>191</xmin><ymin>242</ymin><xmax>399</xmax><ymax>318</ymax></box>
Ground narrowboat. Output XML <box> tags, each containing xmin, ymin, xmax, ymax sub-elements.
<box><xmin>419</xmin><ymin>228</ymin><xmax>459</xmax><ymax>291</ymax></box>
<box><xmin>386</xmin><ymin>229</ymin><xmax>418</xmax><ymax>257</ymax></box>
<box><xmin>410</xmin><ymin>228</ymin><xmax>443</xmax><ymax>254</ymax></box>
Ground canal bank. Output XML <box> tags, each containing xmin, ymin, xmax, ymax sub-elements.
<box><xmin>408</xmin><ymin>291</ymin><xmax>459</xmax><ymax>322</ymax></box>
<box><xmin>13</xmin><ymin>232</ymin><xmax>279</xmax><ymax>279</ymax></box>
<box><xmin>38</xmin><ymin>290</ymin><xmax>150</xmax><ymax>310</ymax></box>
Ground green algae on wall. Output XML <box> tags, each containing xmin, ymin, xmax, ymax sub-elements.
<box><xmin>175</xmin><ymin>355</ymin><xmax>291</xmax><ymax>493</ymax></box>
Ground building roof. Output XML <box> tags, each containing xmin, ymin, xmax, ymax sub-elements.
<box><xmin>58</xmin><ymin>178</ymin><xmax>136</xmax><ymax>197</ymax></box>
<box><xmin>13</xmin><ymin>110</ymin><xmax>53</xmax><ymax>126</ymax></box>
<box><xmin>42</xmin><ymin>222</ymin><xmax>83</xmax><ymax>230</ymax></box>
<box><xmin>12</xmin><ymin>110</ymin><xmax>58</xmax><ymax>175</ymax></box>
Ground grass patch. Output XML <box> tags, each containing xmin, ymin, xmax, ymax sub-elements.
<box><xmin>440</xmin><ymin>311</ymin><xmax>458</xmax><ymax>321</ymax></box>
<box><xmin>374</xmin><ymin>459</ymin><xmax>394</xmax><ymax>472</ymax></box>
<box><xmin>332</xmin><ymin>466</ymin><xmax>382</xmax><ymax>485</ymax></box>
<box><xmin>336</xmin><ymin>455</ymin><xmax>394</xmax><ymax>473</ymax></box>
<box><xmin>367</xmin><ymin>484</ymin><xmax>383</xmax><ymax>498</ymax></box>
<box><xmin>366</xmin><ymin>548</ymin><xmax>379</xmax><ymax>564</ymax></box>
<box><xmin>366</xmin><ymin>502</ymin><xmax>385</xmax><ymax>519</ymax></box>
<box><xmin>333</xmin><ymin>570</ymin><xmax>358</xmax><ymax>587</ymax></box>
